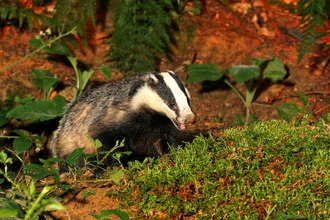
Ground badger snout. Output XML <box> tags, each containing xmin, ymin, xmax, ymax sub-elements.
<box><xmin>177</xmin><ymin>113</ymin><xmax>195</xmax><ymax>130</ymax></box>
<box><xmin>186</xmin><ymin>114</ymin><xmax>195</xmax><ymax>125</ymax></box>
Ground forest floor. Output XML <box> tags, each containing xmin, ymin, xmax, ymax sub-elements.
<box><xmin>0</xmin><ymin>0</ymin><xmax>330</xmax><ymax>219</ymax></box>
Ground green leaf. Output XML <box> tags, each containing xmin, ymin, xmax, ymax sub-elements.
<box><xmin>29</xmin><ymin>38</ymin><xmax>44</xmax><ymax>48</ymax></box>
<box><xmin>6</xmin><ymin>100</ymin><xmax>65</xmax><ymax>121</ymax></box>
<box><xmin>0</xmin><ymin>6</ymin><xmax>10</xmax><ymax>20</ymax></box>
<box><xmin>0</xmin><ymin>209</ymin><xmax>18</xmax><ymax>218</ymax></box>
<box><xmin>109</xmin><ymin>169</ymin><xmax>125</xmax><ymax>184</ymax></box>
<box><xmin>44</xmin><ymin>200</ymin><xmax>68</xmax><ymax>211</ymax></box>
<box><xmin>68</xmin><ymin>148</ymin><xmax>86</xmax><ymax>160</ymax></box>
<box><xmin>252</xmin><ymin>58</ymin><xmax>269</xmax><ymax>66</ymax></box>
<box><xmin>82</xmin><ymin>69</ymin><xmax>95</xmax><ymax>90</ymax></box>
<box><xmin>187</xmin><ymin>63</ymin><xmax>225</xmax><ymax>84</ymax></box>
<box><xmin>321</xmin><ymin>113</ymin><xmax>330</xmax><ymax>123</ymax></box>
<box><xmin>0</xmin><ymin>200</ymin><xmax>24</xmax><ymax>218</ymax></box>
<box><xmin>31</xmin><ymin>134</ymin><xmax>45</xmax><ymax>149</ymax></box>
<box><xmin>31</xmin><ymin>68</ymin><xmax>59</xmax><ymax>92</ymax></box>
<box><xmin>24</xmin><ymin>163</ymin><xmax>48</xmax><ymax>172</ymax></box>
<box><xmin>229</xmin><ymin>65</ymin><xmax>260</xmax><ymax>83</ymax></box>
<box><xmin>18</xmin><ymin>9</ymin><xmax>24</xmax><ymax>28</ymax></box>
<box><xmin>8</xmin><ymin>6</ymin><xmax>17</xmax><ymax>20</ymax></box>
<box><xmin>82</xmin><ymin>189</ymin><xmax>96</xmax><ymax>200</ymax></box>
<box><xmin>276</xmin><ymin>103</ymin><xmax>303</xmax><ymax>121</ymax></box>
<box><xmin>23</xmin><ymin>164</ymin><xmax>57</xmax><ymax>180</ymax></box>
<box><xmin>14</xmin><ymin>95</ymin><xmax>34</xmax><ymax>104</ymax></box>
<box><xmin>0</xmin><ymin>110</ymin><xmax>9</xmax><ymax>127</ymax></box>
<box><xmin>295</xmin><ymin>92</ymin><xmax>310</xmax><ymax>108</ymax></box>
<box><xmin>91</xmin><ymin>214</ymin><xmax>101</xmax><ymax>219</ymax></box>
<box><xmin>13</xmin><ymin>137</ymin><xmax>33</xmax><ymax>155</ymax></box>
<box><xmin>0</xmin><ymin>151</ymin><xmax>8</xmax><ymax>162</ymax></box>
<box><xmin>100</xmin><ymin>209</ymin><xmax>129</xmax><ymax>220</ymax></box>
<box><xmin>11</xmin><ymin>129</ymin><xmax>30</xmax><ymax>137</ymax></box>
<box><xmin>43</xmin><ymin>41</ymin><xmax>74</xmax><ymax>56</ymax></box>
<box><xmin>98</xmin><ymin>65</ymin><xmax>112</xmax><ymax>80</ymax></box>
<box><xmin>263</xmin><ymin>57</ymin><xmax>286</xmax><ymax>81</ymax></box>
<box><xmin>52</xmin><ymin>95</ymin><xmax>68</xmax><ymax>110</ymax></box>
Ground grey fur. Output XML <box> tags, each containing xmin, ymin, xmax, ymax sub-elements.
<box><xmin>51</xmin><ymin>71</ymin><xmax>195</xmax><ymax>172</ymax></box>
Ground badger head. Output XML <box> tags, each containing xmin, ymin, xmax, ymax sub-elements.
<box><xmin>131</xmin><ymin>71</ymin><xmax>195</xmax><ymax>130</ymax></box>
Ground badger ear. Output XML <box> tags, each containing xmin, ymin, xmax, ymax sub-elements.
<box><xmin>148</xmin><ymin>77</ymin><xmax>157</xmax><ymax>87</ymax></box>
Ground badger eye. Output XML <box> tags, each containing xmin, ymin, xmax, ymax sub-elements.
<box><xmin>169</xmin><ymin>102</ymin><xmax>177</xmax><ymax>109</ymax></box>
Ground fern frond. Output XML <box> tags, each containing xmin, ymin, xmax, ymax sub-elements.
<box><xmin>297</xmin><ymin>0</ymin><xmax>328</xmax><ymax>63</ymax></box>
<box><xmin>109</xmin><ymin>0</ymin><xmax>172</xmax><ymax>74</ymax></box>
<box><xmin>0</xmin><ymin>3</ymin><xmax>51</xmax><ymax>31</ymax></box>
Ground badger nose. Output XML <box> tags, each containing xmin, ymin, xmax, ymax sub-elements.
<box><xmin>186</xmin><ymin>115</ymin><xmax>196</xmax><ymax>125</ymax></box>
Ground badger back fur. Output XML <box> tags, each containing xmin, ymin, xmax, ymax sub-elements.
<box><xmin>51</xmin><ymin>71</ymin><xmax>195</xmax><ymax>171</ymax></box>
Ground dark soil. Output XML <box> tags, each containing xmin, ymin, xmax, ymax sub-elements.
<box><xmin>1</xmin><ymin>0</ymin><xmax>330</xmax><ymax>219</ymax></box>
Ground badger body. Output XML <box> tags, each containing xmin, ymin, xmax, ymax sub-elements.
<box><xmin>51</xmin><ymin>71</ymin><xmax>195</xmax><ymax>171</ymax></box>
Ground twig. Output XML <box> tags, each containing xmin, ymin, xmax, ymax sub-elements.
<box><xmin>0</xmin><ymin>27</ymin><xmax>77</xmax><ymax>73</ymax></box>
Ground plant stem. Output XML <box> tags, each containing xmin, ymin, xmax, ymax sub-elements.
<box><xmin>0</xmin><ymin>27</ymin><xmax>77</xmax><ymax>73</ymax></box>
<box><xmin>252</xmin><ymin>103</ymin><xmax>276</xmax><ymax>108</ymax></box>
<box><xmin>223</xmin><ymin>79</ymin><xmax>246</xmax><ymax>106</ymax></box>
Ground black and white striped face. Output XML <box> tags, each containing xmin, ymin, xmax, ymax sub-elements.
<box><xmin>131</xmin><ymin>71</ymin><xmax>195</xmax><ymax>130</ymax></box>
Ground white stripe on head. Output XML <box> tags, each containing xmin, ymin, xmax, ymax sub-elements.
<box><xmin>159</xmin><ymin>71</ymin><xmax>193</xmax><ymax>123</ymax></box>
<box><xmin>131</xmin><ymin>83</ymin><xmax>177</xmax><ymax>120</ymax></box>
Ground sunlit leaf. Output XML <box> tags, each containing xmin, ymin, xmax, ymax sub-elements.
<box><xmin>229</xmin><ymin>65</ymin><xmax>260</xmax><ymax>83</ymax></box>
<box><xmin>187</xmin><ymin>63</ymin><xmax>225</xmax><ymax>84</ymax></box>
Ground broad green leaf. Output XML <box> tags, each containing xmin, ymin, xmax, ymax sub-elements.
<box><xmin>187</xmin><ymin>63</ymin><xmax>225</xmax><ymax>84</ymax></box>
<box><xmin>229</xmin><ymin>65</ymin><xmax>260</xmax><ymax>83</ymax></box>
<box><xmin>13</xmin><ymin>137</ymin><xmax>33</xmax><ymax>155</ymax></box>
<box><xmin>263</xmin><ymin>57</ymin><xmax>286</xmax><ymax>81</ymax></box>
<box><xmin>31</xmin><ymin>68</ymin><xmax>59</xmax><ymax>91</ymax></box>
<box><xmin>99</xmin><ymin>65</ymin><xmax>112</xmax><ymax>80</ymax></box>
<box><xmin>82</xmin><ymin>189</ymin><xmax>96</xmax><ymax>200</ymax></box>
<box><xmin>100</xmin><ymin>209</ymin><xmax>129</xmax><ymax>220</ymax></box>
<box><xmin>52</xmin><ymin>95</ymin><xmax>68</xmax><ymax>111</ymax></box>
<box><xmin>6</xmin><ymin>100</ymin><xmax>65</xmax><ymax>121</ymax></box>
<box><xmin>252</xmin><ymin>57</ymin><xmax>269</xmax><ymax>66</ymax></box>
<box><xmin>295</xmin><ymin>91</ymin><xmax>310</xmax><ymax>108</ymax></box>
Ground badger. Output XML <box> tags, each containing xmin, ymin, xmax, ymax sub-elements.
<box><xmin>51</xmin><ymin>70</ymin><xmax>195</xmax><ymax>172</ymax></box>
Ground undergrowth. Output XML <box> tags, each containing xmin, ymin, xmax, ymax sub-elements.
<box><xmin>108</xmin><ymin>0</ymin><xmax>173</xmax><ymax>74</ymax></box>
<box><xmin>111</xmin><ymin>117</ymin><xmax>330</xmax><ymax>219</ymax></box>
<box><xmin>0</xmin><ymin>0</ymin><xmax>97</xmax><ymax>48</ymax></box>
